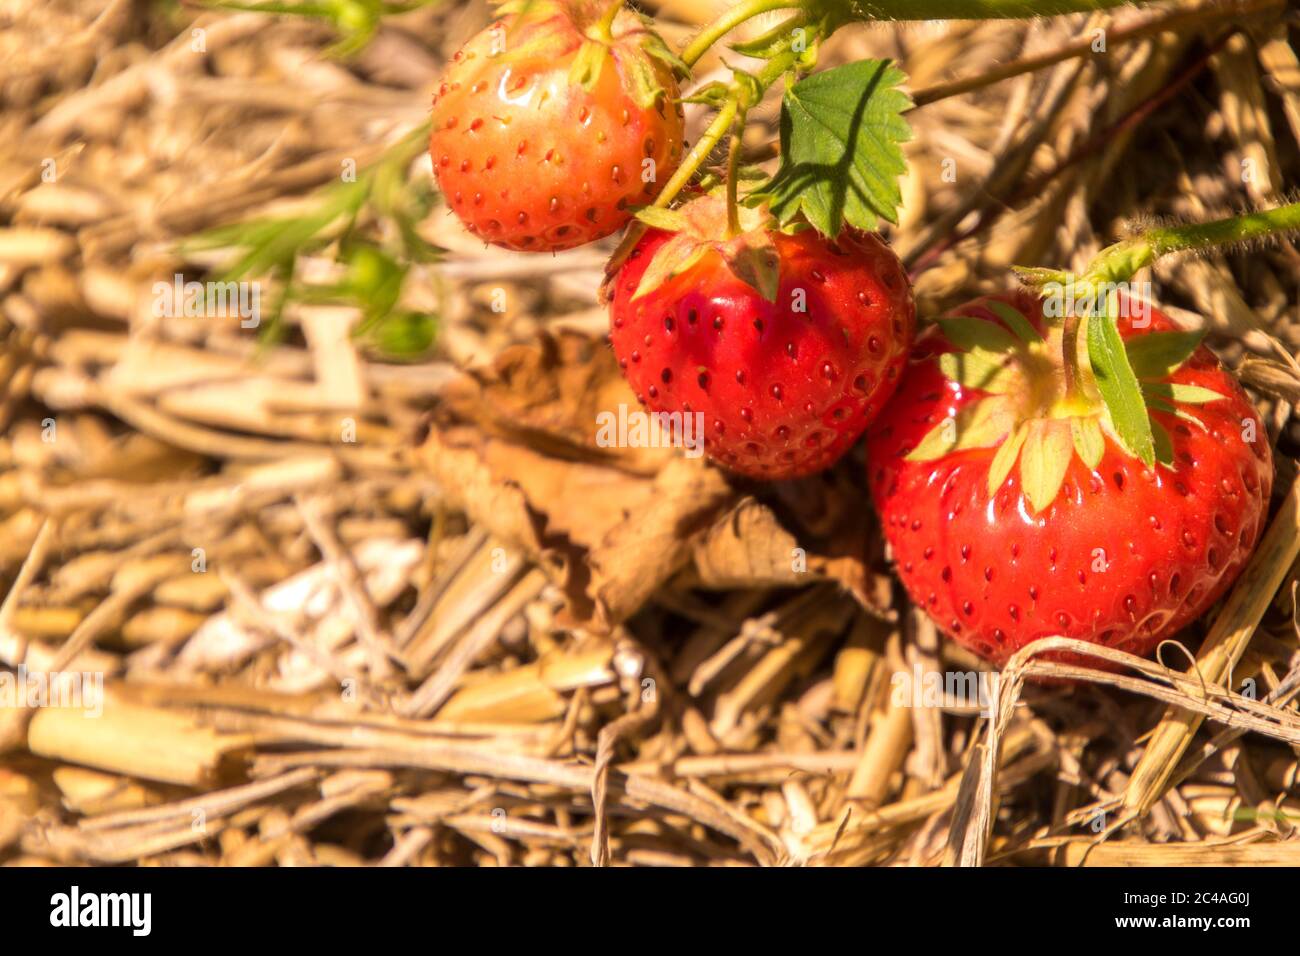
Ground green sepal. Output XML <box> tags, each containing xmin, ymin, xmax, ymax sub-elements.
<box><xmin>719</xmin><ymin>234</ymin><xmax>780</xmax><ymax>303</ymax></box>
<box><xmin>617</xmin><ymin>44</ymin><xmax>670</xmax><ymax>111</ymax></box>
<box><xmin>1125</xmin><ymin>329</ymin><xmax>1205</xmax><ymax>381</ymax></box>
<box><xmin>1070</xmin><ymin>416</ymin><xmax>1105</xmax><ymax>470</ymax></box>
<box><xmin>1012</xmin><ymin>265</ymin><xmax>1071</xmax><ymax>290</ymax></box>
<box><xmin>728</xmin><ymin>14</ymin><xmax>810</xmax><ymax>59</ymax></box>
<box><xmin>1020</xmin><ymin>419</ymin><xmax>1073</xmax><ymax>514</ymax></box>
<box><xmin>937</xmin><ymin>316</ymin><xmax>1024</xmax><ymax>355</ymax></box>
<box><xmin>1147</xmin><ymin>396</ymin><xmax>1210</xmax><ymax>432</ymax></box>
<box><xmin>1087</xmin><ymin>299</ymin><xmax>1155</xmax><ymax>466</ymax></box>
<box><xmin>987</xmin><ymin>422</ymin><xmax>1029</xmax><ymax>496</ymax></box>
<box><xmin>631</xmin><ymin>196</ymin><xmax>780</xmax><ymax>303</ymax></box>
<box><xmin>1140</xmin><ymin>381</ymin><xmax>1226</xmax><ymax>405</ymax></box>
<box><xmin>726</xmin><ymin>66</ymin><xmax>764</xmax><ymax>110</ymax></box>
<box><xmin>632</xmin><ymin>206</ymin><xmax>689</xmax><ymax>231</ymax></box>
<box><xmin>638</xmin><ymin>29</ymin><xmax>689</xmax><ymax>79</ymax></box>
<box><xmin>680</xmin><ymin>81</ymin><xmax>732</xmax><ymax>106</ymax></box>
<box><xmin>938</xmin><ymin>350</ymin><xmax>1018</xmax><ymax>394</ymax></box>
<box><xmin>568</xmin><ymin>37</ymin><xmax>610</xmax><ymax>92</ymax></box>
<box><xmin>986</xmin><ymin>300</ymin><xmax>1043</xmax><ymax>344</ymax></box>
<box><xmin>1150</xmin><ymin>416</ymin><xmax>1175</xmax><ymax>467</ymax></box>
<box><xmin>906</xmin><ymin>396</ymin><xmax>1015</xmax><ymax>462</ymax></box>
<box><xmin>633</xmin><ymin>240</ymin><xmax>708</xmax><ymax>300</ymax></box>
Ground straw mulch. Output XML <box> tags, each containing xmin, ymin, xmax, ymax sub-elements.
<box><xmin>2</xmin><ymin>0</ymin><xmax>1300</xmax><ymax>866</ymax></box>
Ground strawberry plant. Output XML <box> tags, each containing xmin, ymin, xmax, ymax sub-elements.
<box><xmin>186</xmin><ymin>124</ymin><xmax>439</xmax><ymax>359</ymax></box>
<box><xmin>217</xmin><ymin>0</ymin><xmax>1300</xmax><ymax>670</ymax></box>
<box><xmin>648</xmin><ymin>2</ymin><xmax>1294</xmax><ymax>669</ymax></box>
<box><xmin>432</xmin><ymin>0</ymin><xmax>1256</xmax><ymax>478</ymax></box>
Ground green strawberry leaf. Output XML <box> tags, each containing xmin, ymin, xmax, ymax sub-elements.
<box><xmin>760</xmin><ymin>59</ymin><xmax>912</xmax><ymax>238</ymax></box>
<box><xmin>1087</xmin><ymin>306</ymin><xmax>1155</xmax><ymax>466</ymax></box>
<box><xmin>1124</xmin><ymin>329</ymin><xmax>1204</xmax><ymax>380</ymax></box>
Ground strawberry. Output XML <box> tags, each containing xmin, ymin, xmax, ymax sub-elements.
<box><xmin>866</xmin><ymin>289</ymin><xmax>1272</xmax><ymax>668</ymax></box>
<box><xmin>607</xmin><ymin>194</ymin><xmax>915</xmax><ymax>479</ymax></box>
<box><xmin>429</xmin><ymin>1</ymin><xmax>686</xmax><ymax>253</ymax></box>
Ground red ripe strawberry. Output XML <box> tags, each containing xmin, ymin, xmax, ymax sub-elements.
<box><xmin>429</xmin><ymin>1</ymin><xmax>686</xmax><ymax>252</ymax></box>
<box><xmin>607</xmin><ymin>194</ymin><xmax>915</xmax><ymax>479</ymax></box>
<box><xmin>866</xmin><ymin>289</ymin><xmax>1272</xmax><ymax>668</ymax></box>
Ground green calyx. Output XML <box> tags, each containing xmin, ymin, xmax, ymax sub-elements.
<box><xmin>630</xmin><ymin>194</ymin><xmax>782</xmax><ymax>303</ymax></box>
<box><xmin>906</xmin><ymin>299</ymin><xmax>1226</xmax><ymax>514</ymax></box>
<box><xmin>487</xmin><ymin>1</ymin><xmax>683</xmax><ymax>111</ymax></box>
<box><xmin>568</xmin><ymin>4</ymin><xmax>686</xmax><ymax>111</ymax></box>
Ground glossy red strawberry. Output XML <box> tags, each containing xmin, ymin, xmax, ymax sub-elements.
<box><xmin>608</xmin><ymin>195</ymin><xmax>915</xmax><ymax>479</ymax></box>
<box><xmin>866</xmin><ymin>289</ymin><xmax>1272</xmax><ymax>668</ymax></box>
<box><xmin>430</xmin><ymin>1</ymin><xmax>685</xmax><ymax>252</ymax></box>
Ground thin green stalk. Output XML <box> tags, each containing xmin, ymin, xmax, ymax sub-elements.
<box><xmin>1148</xmin><ymin>201</ymin><xmax>1300</xmax><ymax>257</ymax></box>
<box><xmin>1081</xmin><ymin>201</ymin><xmax>1300</xmax><ymax>285</ymax></box>
<box><xmin>1061</xmin><ymin>311</ymin><xmax>1082</xmax><ymax>402</ymax></box>
<box><xmin>680</xmin><ymin>0</ymin><xmax>1157</xmax><ymax>69</ymax></box>
<box><xmin>1015</xmin><ymin>200</ymin><xmax>1300</xmax><ymax>413</ymax></box>
<box><xmin>681</xmin><ymin>0</ymin><xmax>805</xmax><ymax>67</ymax></box>
<box><xmin>654</xmin><ymin>99</ymin><xmax>738</xmax><ymax>210</ymax></box>
<box><xmin>654</xmin><ymin>38</ymin><xmax>801</xmax><ymax>209</ymax></box>
<box><xmin>724</xmin><ymin>121</ymin><xmax>746</xmax><ymax>237</ymax></box>
<box><xmin>836</xmin><ymin>0</ymin><xmax>1153</xmax><ymax>19</ymax></box>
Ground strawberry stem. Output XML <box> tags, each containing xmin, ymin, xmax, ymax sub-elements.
<box><xmin>681</xmin><ymin>0</ymin><xmax>806</xmax><ymax>68</ymax></box>
<box><xmin>724</xmin><ymin>122</ymin><xmax>745</xmax><ymax>239</ymax></box>
<box><xmin>655</xmin><ymin>98</ymin><xmax>739</xmax><ymax>211</ymax></box>
<box><xmin>837</xmin><ymin>0</ymin><xmax>1152</xmax><ymax>17</ymax></box>
<box><xmin>1080</xmin><ymin>200</ymin><xmax>1300</xmax><ymax>286</ymax></box>
<box><xmin>1061</xmin><ymin>310</ymin><xmax>1082</xmax><ymax>403</ymax></box>
<box><xmin>655</xmin><ymin>30</ymin><xmax>805</xmax><ymax>212</ymax></box>
<box><xmin>1148</xmin><ymin>200</ymin><xmax>1300</xmax><ymax>259</ymax></box>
